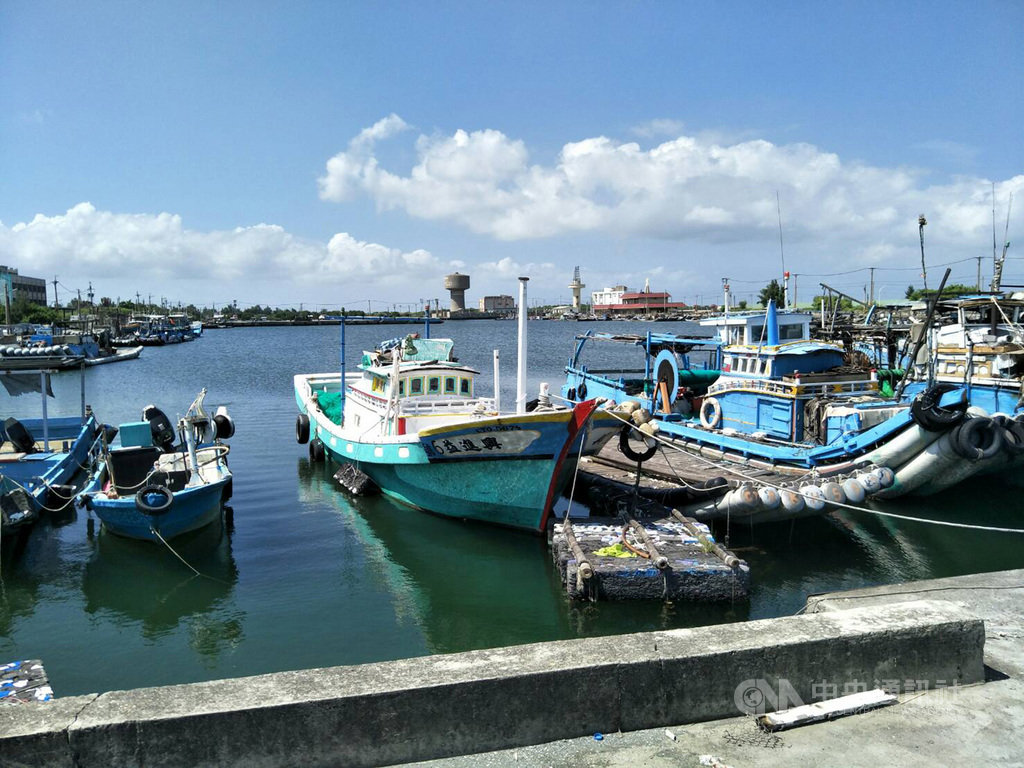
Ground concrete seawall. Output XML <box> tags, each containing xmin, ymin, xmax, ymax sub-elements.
<box><xmin>1</xmin><ymin>598</ymin><xmax>983</xmax><ymax>768</ymax></box>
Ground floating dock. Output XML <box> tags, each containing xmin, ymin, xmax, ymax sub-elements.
<box><xmin>0</xmin><ymin>660</ymin><xmax>52</xmax><ymax>703</ymax></box>
<box><xmin>549</xmin><ymin>511</ymin><xmax>748</xmax><ymax>602</ymax></box>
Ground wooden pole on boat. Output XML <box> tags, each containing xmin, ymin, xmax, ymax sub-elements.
<box><xmin>339</xmin><ymin>308</ymin><xmax>346</xmax><ymax>426</ymax></box>
<box><xmin>80</xmin><ymin>360</ymin><xmax>86</xmax><ymax>422</ymax></box>
<box><xmin>516</xmin><ymin>277</ymin><xmax>529</xmax><ymax>414</ymax></box>
<box><xmin>40</xmin><ymin>370</ymin><xmax>50</xmax><ymax>451</ymax></box>
<box><xmin>894</xmin><ymin>267</ymin><xmax>950</xmax><ymax>401</ymax></box>
<box><xmin>493</xmin><ymin>349</ymin><xmax>501</xmax><ymax>412</ymax></box>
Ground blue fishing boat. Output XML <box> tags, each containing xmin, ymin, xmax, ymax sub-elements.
<box><xmin>79</xmin><ymin>390</ymin><xmax>235</xmax><ymax>541</ymax></box>
<box><xmin>1</xmin><ymin>368</ymin><xmax>102</xmax><ymax>537</ymax></box>
<box><xmin>898</xmin><ymin>293</ymin><xmax>1024</xmax><ymax>416</ymax></box>
<box><xmin>294</xmin><ymin>284</ymin><xmax>623</xmax><ymax>532</ymax></box>
<box><xmin>563</xmin><ymin>301</ymin><xmax>1021</xmax><ymax>500</ymax></box>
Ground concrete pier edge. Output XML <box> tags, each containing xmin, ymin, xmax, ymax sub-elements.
<box><xmin>0</xmin><ymin>597</ymin><xmax>983</xmax><ymax>768</ymax></box>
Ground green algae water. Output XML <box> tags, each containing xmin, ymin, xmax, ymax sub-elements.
<box><xmin>2</xmin><ymin>320</ymin><xmax>1022</xmax><ymax>696</ymax></box>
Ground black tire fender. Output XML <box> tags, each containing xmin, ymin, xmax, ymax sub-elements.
<box><xmin>951</xmin><ymin>417</ymin><xmax>1003</xmax><ymax>460</ymax></box>
<box><xmin>135</xmin><ymin>484</ymin><xmax>173</xmax><ymax>515</ymax></box>
<box><xmin>296</xmin><ymin>413</ymin><xmax>310</xmax><ymax>444</ymax></box>
<box><xmin>910</xmin><ymin>384</ymin><xmax>967</xmax><ymax>432</ymax></box>
<box><xmin>309</xmin><ymin>438</ymin><xmax>326</xmax><ymax>463</ymax></box>
<box><xmin>618</xmin><ymin>425</ymin><xmax>657</xmax><ymax>463</ymax></box>
<box><xmin>1007</xmin><ymin>418</ymin><xmax>1024</xmax><ymax>456</ymax></box>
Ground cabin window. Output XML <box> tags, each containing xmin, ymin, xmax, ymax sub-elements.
<box><xmin>410</xmin><ymin>378</ymin><xmax>423</xmax><ymax>395</ymax></box>
<box><xmin>779</xmin><ymin>323</ymin><xmax>803</xmax><ymax>341</ymax></box>
<box><xmin>444</xmin><ymin>376</ymin><xmax>457</xmax><ymax>394</ymax></box>
<box><xmin>428</xmin><ymin>377</ymin><xmax>440</xmax><ymax>394</ymax></box>
<box><xmin>371</xmin><ymin>376</ymin><xmax>385</xmax><ymax>393</ymax></box>
<box><xmin>460</xmin><ymin>378</ymin><xmax>470</xmax><ymax>395</ymax></box>
<box><xmin>398</xmin><ymin>380</ymin><xmax>406</xmax><ymax>395</ymax></box>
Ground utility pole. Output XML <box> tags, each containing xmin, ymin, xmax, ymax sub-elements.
<box><xmin>976</xmin><ymin>257</ymin><xmax>982</xmax><ymax>292</ymax></box>
<box><xmin>53</xmin><ymin>276</ymin><xmax>59</xmax><ymax>309</ymax></box>
<box><xmin>869</xmin><ymin>267</ymin><xmax>875</xmax><ymax>304</ymax></box>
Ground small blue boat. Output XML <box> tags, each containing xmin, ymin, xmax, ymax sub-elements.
<box><xmin>1</xmin><ymin>364</ymin><xmax>102</xmax><ymax>537</ymax></box>
<box><xmin>1</xmin><ymin>413</ymin><xmax>101</xmax><ymax>534</ymax></box>
<box><xmin>79</xmin><ymin>390</ymin><xmax>235</xmax><ymax>541</ymax></box>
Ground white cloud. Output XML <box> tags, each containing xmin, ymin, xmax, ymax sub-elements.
<box><xmin>631</xmin><ymin>118</ymin><xmax>685</xmax><ymax>138</ymax></box>
<box><xmin>0</xmin><ymin>203</ymin><xmax>447</xmax><ymax>305</ymax></box>
<box><xmin>317</xmin><ymin>116</ymin><xmax>1024</xmax><ymax>257</ymax></box>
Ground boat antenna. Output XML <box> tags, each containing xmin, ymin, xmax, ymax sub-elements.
<box><xmin>993</xmin><ymin>182</ymin><xmax>998</xmax><ymax>277</ymax></box>
<box><xmin>776</xmin><ymin>191</ymin><xmax>787</xmax><ymax>307</ymax></box>
<box><xmin>991</xmin><ymin>192</ymin><xmax>1013</xmax><ymax>293</ymax></box>
<box><xmin>918</xmin><ymin>214</ymin><xmax>928</xmax><ymax>293</ymax></box>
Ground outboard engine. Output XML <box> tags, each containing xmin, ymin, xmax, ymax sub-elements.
<box><xmin>142</xmin><ymin>405</ymin><xmax>176</xmax><ymax>451</ymax></box>
<box><xmin>213</xmin><ymin>405</ymin><xmax>235</xmax><ymax>439</ymax></box>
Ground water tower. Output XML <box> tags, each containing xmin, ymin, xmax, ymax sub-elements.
<box><xmin>568</xmin><ymin>266</ymin><xmax>585</xmax><ymax>310</ymax></box>
<box><xmin>444</xmin><ymin>272</ymin><xmax>471</xmax><ymax>313</ymax></box>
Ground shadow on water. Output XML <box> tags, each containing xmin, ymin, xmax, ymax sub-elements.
<box><xmin>81</xmin><ymin>517</ymin><xmax>242</xmax><ymax>658</ymax></box>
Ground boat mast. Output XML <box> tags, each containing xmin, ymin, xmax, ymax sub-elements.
<box><xmin>339</xmin><ymin>309</ymin><xmax>346</xmax><ymax>426</ymax></box>
<box><xmin>516</xmin><ymin>277</ymin><xmax>529</xmax><ymax>414</ymax></box>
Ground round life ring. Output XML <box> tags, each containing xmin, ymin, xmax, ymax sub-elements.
<box><xmin>135</xmin><ymin>484</ymin><xmax>173</xmax><ymax>515</ymax></box>
<box><xmin>909</xmin><ymin>383</ymin><xmax>967</xmax><ymax>432</ymax></box>
<box><xmin>296</xmin><ymin>413</ymin><xmax>310</xmax><ymax>444</ymax></box>
<box><xmin>699</xmin><ymin>397</ymin><xmax>722</xmax><ymax>429</ymax></box>
<box><xmin>617</xmin><ymin>425</ymin><xmax>657</xmax><ymax>463</ymax></box>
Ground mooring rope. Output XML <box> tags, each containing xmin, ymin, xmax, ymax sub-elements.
<box><xmin>148</xmin><ymin>524</ymin><xmax>233</xmax><ymax>585</ymax></box>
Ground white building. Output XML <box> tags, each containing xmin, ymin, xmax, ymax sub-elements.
<box><xmin>591</xmin><ymin>285</ymin><xmax>628</xmax><ymax>307</ymax></box>
<box><xmin>479</xmin><ymin>295</ymin><xmax>515</xmax><ymax>312</ymax></box>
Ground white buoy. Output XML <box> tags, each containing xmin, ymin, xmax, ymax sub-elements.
<box><xmin>779</xmin><ymin>487</ymin><xmax>805</xmax><ymax>514</ymax></box>
<box><xmin>841</xmin><ymin>477</ymin><xmax>867</xmax><ymax>504</ymax></box>
<box><xmin>799</xmin><ymin>485</ymin><xmax>826</xmax><ymax>511</ymax></box>
<box><xmin>873</xmin><ymin>466</ymin><xmax>896</xmax><ymax>488</ymax></box>
<box><xmin>857</xmin><ymin>471</ymin><xmax>881</xmax><ymax>493</ymax></box>
<box><xmin>724</xmin><ymin>484</ymin><xmax>760</xmax><ymax>512</ymax></box>
<box><xmin>818</xmin><ymin>481</ymin><xmax>847</xmax><ymax>506</ymax></box>
<box><xmin>757</xmin><ymin>486</ymin><xmax>781</xmax><ymax>509</ymax></box>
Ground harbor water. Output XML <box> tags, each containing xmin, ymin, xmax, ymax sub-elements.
<box><xmin>2</xmin><ymin>320</ymin><xmax>1023</xmax><ymax>697</ymax></box>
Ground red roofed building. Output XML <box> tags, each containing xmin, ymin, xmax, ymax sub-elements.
<box><xmin>591</xmin><ymin>284</ymin><xmax>687</xmax><ymax>317</ymax></box>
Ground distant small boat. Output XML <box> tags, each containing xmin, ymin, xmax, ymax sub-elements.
<box><xmin>83</xmin><ymin>345</ymin><xmax>143</xmax><ymax>367</ymax></box>
<box><xmin>79</xmin><ymin>390</ymin><xmax>235</xmax><ymax>541</ymax></box>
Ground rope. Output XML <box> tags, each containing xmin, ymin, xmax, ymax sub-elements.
<box><xmin>566</xmin><ymin>395</ymin><xmax>1024</xmax><ymax>535</ymax></box>
<box><xmin>148</xmin><ymin>522</ymin><xmax>234</xmax><ymax>586</ymax></box>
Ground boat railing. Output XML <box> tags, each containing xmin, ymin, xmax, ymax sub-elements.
<box><xmin>708</xmin><ymin>377</ymin><xmax>878</xmax><ymax>398</ymax></box>
<box><xmin>397</xmin><ymin>397</ymin><xmax>496</xmax><ymax>416</ymax></box>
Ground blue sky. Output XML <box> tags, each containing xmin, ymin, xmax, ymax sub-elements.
<box><xmin>1</xmin><ymin>1</ymin><xmax>1021</xmax><ymax>311</ymax></box>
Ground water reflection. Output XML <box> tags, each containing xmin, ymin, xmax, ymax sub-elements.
<box><xmin>82</xmin><ymin>517</ymin><xmax>242</xmax><ymax>661</ymax></box>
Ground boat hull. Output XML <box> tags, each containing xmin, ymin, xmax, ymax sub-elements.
<box><xmin>296</xmin><ymin>374</ymin><xmax>605</xmax><ymax>532</ymax></box>
<box><xmin>84</xmin><ymin>476</ymin><xmax>230</xmax><ymax>541</ymax></box>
